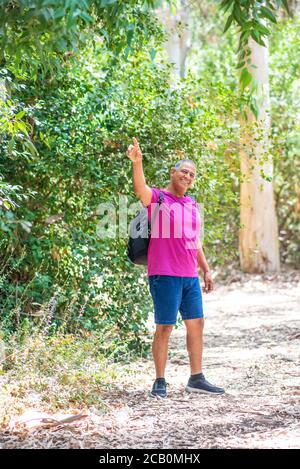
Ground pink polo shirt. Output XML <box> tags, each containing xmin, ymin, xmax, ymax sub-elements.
<box><xmin>147</xmin><ymin>188</ymin><xmax>200</xmax><ymax>277</ymax></box>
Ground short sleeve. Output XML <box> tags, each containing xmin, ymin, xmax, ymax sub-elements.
<box><xmin>146</xmin><ymin>187</ymin><xmax>161</xmax><ymax>220</ymax></box>
<box><xmin>150</xmin><ymin>187</ymin><xmax>161</xmax><ymax>204</ymax></box>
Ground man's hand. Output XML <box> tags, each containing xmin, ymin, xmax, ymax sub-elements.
<box><xmin>202</xmin><ymin>271</ymin><xmax>214</xmax><ymax>294</ymax></box>
<box><xmin>127</xmin><ymin>137</ymin><xmax>142</xmax><ymax>163</ymax></box>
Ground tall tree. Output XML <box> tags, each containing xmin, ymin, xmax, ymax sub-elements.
<box><xmin>239</xmin><ymin>37</ymin><xmax>280</xmax><ymax>272</ymax></box>
<box><xmin>156</xmin><ymin>0</ymin><xmax>191</xmax><ymax>78</ymax></box>
<box><xmin>221</xmin><ymin>0</ymin><xmax>289</xmax><ymax>272</ymax></box>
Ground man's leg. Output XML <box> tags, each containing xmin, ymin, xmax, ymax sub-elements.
<box><xmin>184</xmin><ymin>318</ymin><xmax>204</xmax><ymax>375</ymax></box>
<box><xmin>148</xmin><ymin>276</ymin><xmax>179</xmax><ymax>397</ymax></box>
<box><xmin>152</xmin><ymin>324</ymin><xmax>173</xmax><ymax>378</ymax></box>
<box><xmin>184</xmin><ymin>317</ymin><xmax>225</xmax><ymax>394</ymax></box>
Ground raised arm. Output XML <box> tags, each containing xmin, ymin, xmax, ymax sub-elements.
<box><xmin>127</xmin><ymin>137</ymin><xmax>152</xmax><ymax>207</ymax></box>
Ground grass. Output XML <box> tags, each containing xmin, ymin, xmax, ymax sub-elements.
<box><xmin>0</xmin><ymin>327</ymin><xmax>123</xmax><ymax>424</ymax></box>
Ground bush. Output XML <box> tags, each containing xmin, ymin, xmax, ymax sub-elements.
<box><xmin>0</xmin><ymin>37</ymin><xmax>239</xmax><ymax>348</ymax></box>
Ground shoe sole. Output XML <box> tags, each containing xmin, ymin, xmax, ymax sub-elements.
<box><xmin>149</xmin><ymin>391</ymin><xmax>167</xmax><ymax>399</ymax></box>
<box><xmin>185</xmin><ymin>386</ymin><xmax>225</xmax><ymax>395</ymax></box>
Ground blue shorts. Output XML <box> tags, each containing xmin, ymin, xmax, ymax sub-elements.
<box><xmin>148</xmin><ymin>275</ymin><xmax>204</xmax><ymax>325</ymax></box>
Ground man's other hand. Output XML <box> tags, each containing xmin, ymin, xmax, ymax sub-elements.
<box><xmin>202</xmin><ymin>271</ymin><xmax>214</xmax><ymax>294</ymax></box>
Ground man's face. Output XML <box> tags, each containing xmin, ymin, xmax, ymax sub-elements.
<box><xmin>170</xmin><ymin>162</ymin><xmax>196</xmax><ymax>193</ymax></box>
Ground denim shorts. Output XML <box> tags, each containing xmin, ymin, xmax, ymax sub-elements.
<box><xmin>148</xmin><ymin>275</ymin><xmax>204</xmax><ymax>325</ymax></box>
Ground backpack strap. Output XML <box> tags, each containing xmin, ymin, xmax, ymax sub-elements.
<box><xmin>150</xmin><ymin>191</ymin><xmax>164</xmax><ymax>227</ymax></box>
<box><xmin>158</xmin><ymin>191</ymin><xmax>164</xmax><ymax>205</ymax></box>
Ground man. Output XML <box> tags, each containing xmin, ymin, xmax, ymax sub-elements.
<box><xmin>127</xmin><ymin>137</ymin><xmax>225</xmax><ymax>398</ymax></box>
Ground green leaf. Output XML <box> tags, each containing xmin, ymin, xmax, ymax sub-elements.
<box><xmin>240</xmin><ymin>68</ymin><xmax>252</xmax><ymax>90</ymax></box>
<box><xmin>78</xmin><ymin>11</ymin><xmax>93</xmax><ymax>23</ymax></box>
<box><xmin>223</xmin><ymin>14</ymin><xmax>233</xmax><ymax>33</ymax></box>
<box><xmin>149</xmin><ymin>48</ymin><xmax>156</xmax><ymax>61</ymax></box>
<box><xmin>250</xmin><ymin>99</ymin><xmax>259</xmax><ymax>119</ymax></box>
<box><xmin>126</xmin><ymin>30</ymin><xmax>134</xmax><ymax>47</ymax></box>
<box><xmin>123</xmin><ymin>46</ymin><xmax>130</xmax><ymax>59</ymax></box>
<box><xmin>255</xmin><ymin>22</ymin><xmax>271</xmax><ymax>36</ymax></box>
<box><xmin>259</xmin><ymin>6</ymin><xmax>277</xmax><ymax>23</ymax></box>
<box><xmin>281</xmin><ymin>0</ymin><xmax>290</xmax><ymax>15</ymax></box>
<box><xmin>54</xmin><ymin>8</ymin><xmax>66</xmax><ymax>19</ymax></box>
<box><xmin>233</xmin><ymin>4</ymin><xmax>244</xmax><ymax>26</ymax></box>
<box><xmin>17</xmin><ymin>121</ymin><xmax>28</xmax><ymax>134</ymax></box>
<box><xmin>7</xmin><ymin>139</ymin><xmax>14</xmax><ymax>154</ymax></box>
<box><xmin>220</xmin><ymin>0</ymin><xmax>235</xmax><ymax>14</ymax></box>
<box><xmin>267</xmin><ymin>2</ymin><xmax>276</xmax><ymax>11</ymax></box>
<box><xmin>250</xmin><ymin>79</ymin><xmax>258</xmax><ymax>93</ymax></box>
<box><xmin>100</xmin><ymin>0</ymin><xmax>118</xmax><ymax>6</ymax></box>
<box><xmin>251</xmin><ymin>30</ymin><xmax>266</xmax><ymax>47</ymax></box>
<box><xmin>15</xmin><ymin>111</ymin><xmax>26</xmax><ymax>119</ymax></box>
<box><xmin>236</xmin><ymin>61</ymin><xmax>245</xmax><ymax>69</ymax></box>
<box><xmin>239</xmin><ymin>30</ymin><xmax>250</xmax><ymax>47</ymax></box>
<box><xmin>24</xmin><ymin>140</ymin><xmax>38</xmax><ymax>156</ymax></box>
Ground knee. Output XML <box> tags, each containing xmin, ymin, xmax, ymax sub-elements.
<box><xmin>196</xmin><ymin>318</ymin><xmax>205</xmax><ymax>332</ymax></box>
<box><xmin>155</xmin><ymin>324</ymin><xmax>173</xmax><ymax>338</ymax></box>
<box><xmin>198</xmin><ymin>318</ymin><xmax>205</xmax><ymax>329</ymax></box>
<box><xmin>186</xmin><ymin>317</ymin><xmax>205</xmax><ymax>334</ymax></box>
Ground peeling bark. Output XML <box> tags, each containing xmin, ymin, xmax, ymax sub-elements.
<box><xmin>156</xmin><ymin>0</ymin><xmax>191</xmax><ymax>79</ymax></box>
<box><xmin>239</xmin><ymin>38</ymin><xmax>280</xmax><ymax>273</ymax></box>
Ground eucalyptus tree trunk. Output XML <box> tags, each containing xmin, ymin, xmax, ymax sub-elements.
<box><xmin>239</xmin><ymin>38</ymin><xmax>280</xmax><ymax>272</ymax></box>
<box><xmin>156</xmin><ymin>0</ymin><xmax>190</xmax><ymax>78</ymax></box>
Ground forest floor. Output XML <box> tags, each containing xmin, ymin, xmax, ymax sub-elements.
<box><xmin>1</xmin><ymin>268</ymin><xmax>299</xmax><ymax>449</ymax></box>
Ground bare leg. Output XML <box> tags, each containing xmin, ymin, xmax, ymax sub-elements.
<box><xmin>184</xmin><ymin>318</ymin><xmax>205</xmax><ymax>375</ymax></box>
<box><xmin>152</xmin><ymin>324</ymin><xmax>173</xmax><ymax>378</ymax></box>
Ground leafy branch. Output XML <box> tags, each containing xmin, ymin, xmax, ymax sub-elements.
<box><xmin>221</xmin><ymin>0</ymin><xmax>290</xmax><ymax>116</ymax></box>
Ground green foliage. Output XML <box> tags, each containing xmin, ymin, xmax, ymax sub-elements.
<box><xmin>0</xmin><ymin>0</ymin><xmax>170</xmax><ymax>357</ymax></box>
<box><xmin>0</xmin><ymin>0</ymin><xmax>164</xmax><ymax>76</ymax></box>
<box><xmin>221</xmin><ymin>0</ymin><xmax>290</xmax><ymax>45</ymax></box>
<box><xmin>191</xmin><ymin>3</ymin><xmax>300</xmax><ymax>267</ymax></box>
<box><xmin>0</xmin><ymin>34</ymin><xmax>239</xmax><ymax>347</ymax></box>
<box><xmin>221</xmin><ymin>0</ymin><xmax>290</xmax><ymax>96</ymax></box>
<box><xmin>269</xmin><ymin>18</ymin><xmax>300</xmax><ymax>265</ymax></box>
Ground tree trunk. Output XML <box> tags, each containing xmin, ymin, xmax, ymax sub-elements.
<box><xmin>156</xmin><ymin>0</ymin><xmax>190</xmax><ymax>79</ymax></box>
<box><xmin>239</xmin><ymin>38</ymin><xmax>280</xmax><ymax>273</ymax></box>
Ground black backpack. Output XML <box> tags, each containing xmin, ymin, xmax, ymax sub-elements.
<box><xmin>127</xmin><ymin>191</ymin><xmax>164</xmax><ymax>265</ymax></box>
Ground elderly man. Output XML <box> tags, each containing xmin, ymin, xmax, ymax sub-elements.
<box><xmin>127</xmin><ymin>137</ymin><xmax>225</xmax><ymax>398</ymax></box>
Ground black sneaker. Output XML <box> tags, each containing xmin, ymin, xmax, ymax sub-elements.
<box><xmin>185</xmin><ymin>373</ymin><xmax>225</xmax><ymax>395</ymax></box>
<box><xmin>150</xmin><ymin>378</ymin><xmax>168</xmax><ymax>398</ymax></box>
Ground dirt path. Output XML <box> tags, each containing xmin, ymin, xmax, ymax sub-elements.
<box><xmin>1</xmin><ymin>270</ymin><xmax>299</xmax><ymax>448</ymax></box>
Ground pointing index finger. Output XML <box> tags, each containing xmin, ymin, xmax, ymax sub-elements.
<box><xmin>133</xmin><ymin>137</ymin><xmax>140</xmax><ymax>148</ymax></box>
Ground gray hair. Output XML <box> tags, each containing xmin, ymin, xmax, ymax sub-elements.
<box><xmin>173</xmin><ymin>159</ymin><xmax>196</xmax><ymax>171</ymax></box>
